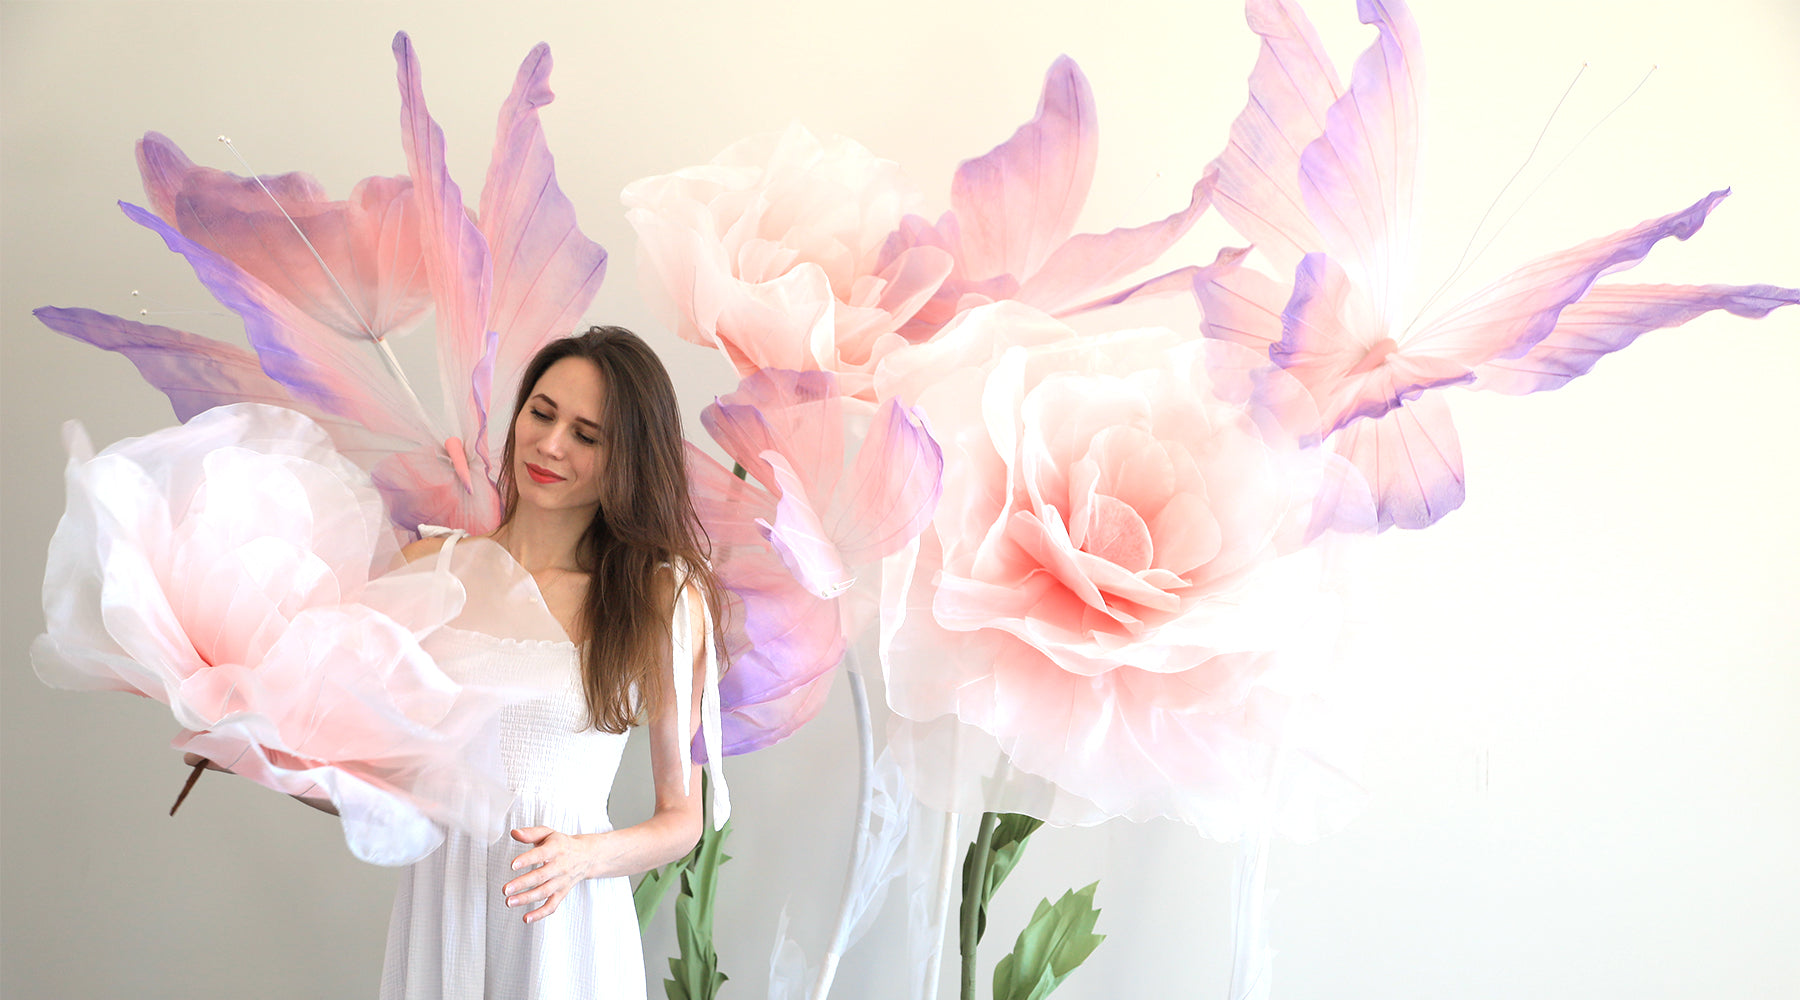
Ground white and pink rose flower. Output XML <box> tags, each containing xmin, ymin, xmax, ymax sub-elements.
<box><xmin>623</xmin><ymin>124</ymin><xmax>953</xmax><ymax>402</ymax></box>
<box><xmin>874</xmin><ymin>302</ymin><xmax>1362</xmax><ymax>837</ymax></box>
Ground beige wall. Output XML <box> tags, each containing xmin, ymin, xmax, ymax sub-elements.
<box><xmin>3</xmin><ymin>1</ymin><xmax>1796</xmax><ymax>997</ymax></box>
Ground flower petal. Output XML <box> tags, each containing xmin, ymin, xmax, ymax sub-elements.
<box><xmin>476</xmin><ymin>42</ymin><xmax>608</xmax><ymax>443</ymax></box>
<box><xmin>1471</xmin><ymin>282</ymin><xmax>1800</xmax><ymax>394</ymax></box>
<box><xmin>950</xmin><ymin>55</ymin><xmax>1096</xmax><ymax>281</ymax></box>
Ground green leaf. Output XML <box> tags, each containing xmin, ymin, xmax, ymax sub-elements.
<box><xmin>991</xmin><ymin>882</ymin><xmax>1105</xmax><ymax>1000</ymax></box>
<box><xmin>661</xmin><ymin>775</ymin><xmax>732</xmax><ymax>1000</ymax></box>
<box><xmin>962</xmin><ymin>811</ymin><xmax>1044</xmax><ymax>943</ymax></box>
<box><xmin>634</xmin><ymin>860</ymin><xmax>682</xmax><ymax>932</ymax></box>
<box><xmin>983</xmin><ymin>814</ymin><xmax>1044</xmax><ymax>907</ymax></box>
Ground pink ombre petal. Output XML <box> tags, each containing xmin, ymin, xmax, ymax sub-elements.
<box><xmin>715</xmin><ymin>264</ymin><xmax>841</xmax><ymax>378</ymax></box>
<box><xmin>699</xmin><ymin>400</ymin><xmax>782</xmax><ymax>492</ymax></box>
<box><xmin>1473</xmin><ymin>283</ymin><xmax>1800</xmax><ymax>395</ymax></box>
<box><xmin>28</xmin><ymin>307</ymin><xmax>459</xmax><ymax>532</ymax></box>
<box><xmin>38</xmin><ymin>406</ymin><xmax>514</xmax><ymax>864</ymax></box>
<box><xmin>714</xmin><ymin>557</ymin><xmax>845</xmax><ymax>705</ymax></box>
<box><xmin>1197</xmin><ymin>260</ymin><xmax>1292</xmax><ymax>350</ymax></box>
<box><xmin>1304</xmin><ymin>450</ymin><xmax>1380</xmax><ymax>538</ymax></box>
<box><xmin>119</xmin><ymin>202</ymin><xmax>436</xmax><ymax>444</ymax></box>
<box><xmin>725</xmin><ymin>368</ymin><xmax>848</xmax><ymax>499</ymax></box>
<box><xmin>625</xmin><ymin>204</ymin><xmax>728</xmax><ymax>352</ymax></box>
<box><xmin>138</xmin><ymin>131</ymin><xmax>324</xmax><ymax>221</ymax></box>
<box><xmin>1016</xmin><ymin>171</ymin><xmax>1217</xmax><ymax>314</ymax></box>
<box><xmin>1198</xmin><ymin>339</ymin><xmax>1328</xmax><ymax>448</ymax></box>
<box><xmin>1000</xmin><ymin>510</ymin><xmax>1112</xmax><ymax>616</ymax></box>
<box><xmin>711</xmin><ymin>669</ymin><xmax>837</xmax><ymax>759</ymax></box>
<box><xmin>1147</xmin><ymin>492</ymin><xmax>1225</xmax><ymax>576</ymax></box>
<box><xmin>34</xmin><ymin>307</ymin><xmax>302</xmax><ymax>422</ymax></box>
<box><xmin>1410</xmin><ymin>190</ymin><xmax>1735</xmax><ymax>367</ymax></box>
<box><xmin>1331</xmin><ymin>392</ymin><xmax>1465</xmax><ymax>530</ymax></box>
<box><xmin>701</xmin><ymin>369</ymin><xmax>846</xmax><ymax>498</ymax></box>
<box><xmin>1274</xmin><ymin>253</ymin><xmax>1470</xmax><ymax>431</ymax></box>
<box><xmin>476</xmin><ymin>41</ymin><xmax>608</xmax><ymax>434</ymax></box>
<box><xmin>137</xmin><ymin>133</ymin><xmax>431</xmax><ymax>341</ymax></box>
<box><xmin>829</xmin><ymin>399</ymin><xmax>944</xmax><ymax>565</ymax></box>
<box><xmin>347</xmin><ymin>176</ymin><xmax>432</xmax><ymax>336</ymax></box>
<box><xmin>950</xmin><ymin>55</ymin><xmax>1098</xmax><ymax>281</ymax></box>
<box><xmin>762</xmin><ymin>452</ymin><xmax>855</xmax><ymax>599</ymax></box>
<box><xmin>1296</xmin><ymin>0</ymin><xmax>1423</xmax><ymax>319</ymax></box>
<box><xmin>870</xmin><ymin>244</ymin><xmax>956</xmax><ymax>330</ymax></box>
<box><xmin>393</xmin><ymin>31</ymin><xmax>495</xmax><ymax>452</ymax></box>
<box><xmin>689</xmin><ymin>445</ymin><xmax>846</xmax><ymax>708</ymax></box>
<box><xmin>1209</xmin><ymin>0</ymin><xmax>1341</xmax><ymax>275</ymax></box>
<box><xmin>372</xmin><ymin>447</ymin><xmax>505</xmax><ymax>536</ymax></box>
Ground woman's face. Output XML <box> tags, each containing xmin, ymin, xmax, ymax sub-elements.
<box><xmin>512</xmin><ymin>356</ymin><xmax>609</xmax><ymax>515</ymax></box>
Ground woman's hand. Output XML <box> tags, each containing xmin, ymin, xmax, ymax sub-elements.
<box><xmin>505</xmin><ymin>826</ymin><xmax>605</xmax><ymax>924</ymax></box>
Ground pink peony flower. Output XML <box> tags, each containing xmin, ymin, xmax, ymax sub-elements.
<box><xmin>623</xmin><ymin>124</ymin><xmax>953</xmax><ymax>401</ymax></box>
<box><xmin>875</xmin><ymin>302</ymin><xmax>1362</xmax><ymax>837</ymax></box>
<box><xmin>32</xmin><ymin>403</ymin><xmax>513</xmax><ymax>865</ymax></box>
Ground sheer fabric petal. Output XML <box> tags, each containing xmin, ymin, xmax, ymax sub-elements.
<box><xmin>32</xmin><ymin>404</ymin><xmax>512</xmax><ymax>865</ymax></box>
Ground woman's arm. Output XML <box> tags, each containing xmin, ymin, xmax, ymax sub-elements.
<box><xmin>501</xmin><ymin>573</ymin><xmax>709</xmax><ymax>924</ymax></box>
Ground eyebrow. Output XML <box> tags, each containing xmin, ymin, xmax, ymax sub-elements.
<box><xmin>529</xmin><ymin>392</ymin><xmax>603</xmax><ymax>432</ymax></box>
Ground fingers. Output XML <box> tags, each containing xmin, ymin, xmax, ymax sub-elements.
<box><xmin>506</xmin><ymin>873</ymin><xmax>566</xmax><ymax>923</ymax></box>
<box><xmin>506</xmin><ymin>828</ymin><xmax>572</xmax><ymax>923</ymax></box>
<box><xmin>504</xmin><ymin>864</ymin><xmax>566</xmax><ymax>923</ymax></box>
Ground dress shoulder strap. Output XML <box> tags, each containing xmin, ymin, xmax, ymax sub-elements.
<box><xmin>669</xmin><ymin>566</ymin><xmax>729</xmax><ymax>829</ymax></box>
<box><xmin>417</xmin><ymin>525</ymin><xmax>466</xmax><ymax>574</ymax></box>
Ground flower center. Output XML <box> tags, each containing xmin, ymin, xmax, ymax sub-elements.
<box><xmin>1079</xmin><ymin>494</ymin><xmax>1154</xmax><ymax>574</ymax></box>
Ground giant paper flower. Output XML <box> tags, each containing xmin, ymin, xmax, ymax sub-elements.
<box><xmin>1199</xmin><ymin>0</ymin><xmax>1800</xmax><ymax>530</ymax></box>
<box><xmin>874</xmin><ymin>302</ymin><xmax>1362</xmax><ymax>837</ymax></box>
<box><xmin>31</xmin><ymin>403</ymin><xmax>512</xmax><ymax>866</ymax></box>
<box><xmin>624</xmin><ymin>125</ymin><xmax>953</xmax><ymax>402</ymax></box>
<box><xmin>36</xmin><ymin>32</ymin><xmax>607</xmax><ymax>536</ymax></box>
<box><xmin>689</xmin><ymin>369</ymin><xmax>943</xmax><ymax>756</ymax></box>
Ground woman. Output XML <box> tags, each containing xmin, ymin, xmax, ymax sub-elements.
<box><xmin>380</xmin><ymin>325</ymin><xmax>728</xmax><ymax>999</ymax></box>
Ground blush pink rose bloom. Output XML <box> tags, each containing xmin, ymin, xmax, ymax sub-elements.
<box><xmin>875</xmin><ymin>302</ymin><xmax>1362</xmax><ymax>837</ymax></box>
<box><xmin>32</xmin><ymin>403</ymin><xmax>512</xmax><ymax>865</ymax></box>
<box><xmin>622</xmin><ymin>124</ymin><xmax>953</xmax><ymax>401</ymax></box>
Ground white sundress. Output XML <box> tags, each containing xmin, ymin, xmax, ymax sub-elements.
<box><xmin>379</xmin><ymin>531</ymin><xmax>726</xmax><ymax>1000</ymax></box>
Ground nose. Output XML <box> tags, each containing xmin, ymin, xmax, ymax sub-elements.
<box><xmin>540</xmin><ymin>423</ymin><xmax>569</xmax><ymax>458</ymax></box>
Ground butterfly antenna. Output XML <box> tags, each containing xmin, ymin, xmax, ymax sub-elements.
<box><xmin>129</xmin><ymin>289</ymin><xmax>233</xmax><ymax>321</ymax></box>
<box><xmin>1465</xmin><ymin>65</ymin><xmax>1657</xmax><ymax>267</ymax></box>
<box><xmin>215</xmin><ymin>135</ymin><xmax>431</xmax><ymax>421</ymax></box>
<box><xmin>1406</xmin><ymin>63</ymin><xmax>1588</xmax><ymax>336</ymax></box>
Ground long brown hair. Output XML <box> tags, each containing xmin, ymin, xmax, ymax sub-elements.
<box><xmin>497</xmin><ymin>326</ymin><xmax>725</xmax><ymax>733</ymax></box>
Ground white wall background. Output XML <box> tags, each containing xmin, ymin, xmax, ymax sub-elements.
<box><xmin>3</xmin><ymin>1</ymin><xmax>1796</xmax><ymax>997</ymax></box>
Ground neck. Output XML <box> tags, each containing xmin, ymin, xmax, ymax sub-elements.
<box><xmin>491</xmin><ymin>502</ymin><xmax>595</xmax><ymax>573</ymax></box>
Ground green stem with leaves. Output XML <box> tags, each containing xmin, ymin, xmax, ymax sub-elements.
<box><xmin>959</xmin><ymin>811</ymin><xmax>1001</xmax><ymax>1000</ymax></box>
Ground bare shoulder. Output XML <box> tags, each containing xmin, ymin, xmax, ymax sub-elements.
<box><xmin>398</xmin><ymin>535</ymin><xmax>449</xmax><ymax>566</ymax></box>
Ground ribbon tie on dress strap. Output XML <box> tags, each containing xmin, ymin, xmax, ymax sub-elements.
<box><xmin>671</xmin><ymin>578</ymin><xmax>730</xmax><ymax>829</ymax></box>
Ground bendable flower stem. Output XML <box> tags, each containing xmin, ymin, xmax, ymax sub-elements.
<box><xmin>922</xmin><ymin>808</ymin><xmax>959</xmax><ymax>1000</ymax></box>
<box><xmin>168</xmin><ymin>759</ymin><xmax>208</xmax><ymax>816</ymax></box>
<box><xmin>958</xmin><ymin>811</ymin><xmax>998</xmax><ymax>1000</ymax></box>
<box><xmin>811</xmin><ymin>662</ymin><xmax>874</xmax><ymax>1000</ymax></box>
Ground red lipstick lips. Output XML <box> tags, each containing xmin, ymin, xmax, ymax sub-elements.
<box><xmin>525</xmin><ymin>463</ymin><xmax>564</xmax><ymax>485</ymax></box>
